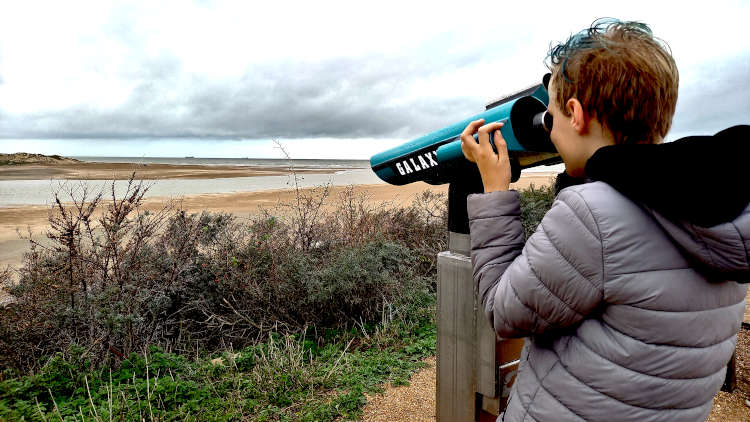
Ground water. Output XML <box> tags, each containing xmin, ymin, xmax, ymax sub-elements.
<box><xmin>72</xmin><ymin>156</ymin><xmax>370</xmax><ymax>169</ymax></box>
<box><xmin>0</xmin><ymin>157</ymin><xmax>379</xmax><ymax>207</ymax></box>
<box><xmin>72</xmin><ymin>156</ymin><xmax>561</xmax><ymax>172</ymax></box>
<box><xmin>0</xmin><ymin>157</ymin><xmax>560</xmax><ymax>207</ymax></box>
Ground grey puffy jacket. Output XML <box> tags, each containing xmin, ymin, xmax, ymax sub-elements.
<box><xmin>467</xmin><ymin>128</ymin><xmax>750</xmax><ymax>422</ymax></box>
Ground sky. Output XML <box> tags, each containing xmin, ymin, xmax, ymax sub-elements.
<box><xmin>0</xmin><ymin>0</ymin><xmax>748</xmax><ymax>159</ymax></box>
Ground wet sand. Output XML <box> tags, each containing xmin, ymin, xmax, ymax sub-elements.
<box><xmin>0</xmin><ymin>172</ymin><xmax>557</xmax><ymax>269</ymax></box>
<box><xmin>0</xmin><ymin>162</ymin><xmax>347</xmax><ymax>181</ymax></box>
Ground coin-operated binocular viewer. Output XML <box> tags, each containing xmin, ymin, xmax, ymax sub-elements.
<box><xmin>370</xmin><ymin>74</ymin><xmax>559</xmax><ymax>421</ymax></box>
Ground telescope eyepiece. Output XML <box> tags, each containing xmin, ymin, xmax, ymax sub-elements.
<box><xmin>543</xmin><ymin>111</ymin><xmax>553</xmax><ymax>132</ymax></box>
<box><xmin>532</xmin><ymin>110</ymin><xmax>553</xmax><ymax>133</ymax></box>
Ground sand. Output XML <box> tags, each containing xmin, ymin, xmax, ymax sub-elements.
<box><xmin>0</xmin><ymin>162</ymin><xmax>557</xmax><ymax>269</ymax></box>
<box><xmin>0</xmin><ymin>162</ymin><xmax>347</xmax><ymax>181</ymax></box>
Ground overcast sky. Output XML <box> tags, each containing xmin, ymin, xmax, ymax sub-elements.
<box><xmin>0</xmin><ymin>0</ymin><xmax>748</xmax><ymax>159</ymax></box>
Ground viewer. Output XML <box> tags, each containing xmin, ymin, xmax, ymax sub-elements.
<box><xmin>461</xmin><ymin>19</ymin><xmax>750</xmax><ymax>421</ymax></box>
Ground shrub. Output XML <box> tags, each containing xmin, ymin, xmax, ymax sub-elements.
<box><xmin>0</xmin><ymin>172</ymin><xmax>560</xmax><ymax>420</ymax></box>
<box><xmin>519</xmin><ymin>183</ymin><xmax>557</xmax><ymax>240</ymax></box>
<box><xmin>0</xmin><ymin>177</ymin><xmax>447</xmax><ymax>373</ymax></box>
<box><xmin>0</xmin><ymin>175</ymin><xmax>555</xmax><ymax>375</ymax></box>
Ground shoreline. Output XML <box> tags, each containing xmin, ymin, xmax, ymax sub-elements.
<box><xmin>0</xmin><ymin>173</ymin><xmax>557</xmax><ymax>269</ymax></box>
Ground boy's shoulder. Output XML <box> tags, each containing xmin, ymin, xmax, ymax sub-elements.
<box><xmin>556</xmin><ymin>181</ymin><xmax>654</xmax><ymax>231</ymax></box>
<box><xmin>555</xmin><ymin>181</ymin><xmax>689</xmax><ymax>275</ymax></box>
<box><xmin>558</xmin><ymin>180</ymin><xmax>629</xmax><ymax>207</ymax></box>
<box><xmin>563</xmin><ymin>180</ymin><xmax>622</xmax><ymax>196</ymax></box>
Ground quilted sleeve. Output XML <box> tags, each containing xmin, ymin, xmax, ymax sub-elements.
<box><xmin>467</xmin><ymin>188</ymin><xmax>604</xmax><ymax>338</ymax></box>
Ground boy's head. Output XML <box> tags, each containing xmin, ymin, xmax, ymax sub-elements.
<box><xmin>545</xmin><ymin>19</ymin><xmax>679</xmax><ymax>176</ymax></box>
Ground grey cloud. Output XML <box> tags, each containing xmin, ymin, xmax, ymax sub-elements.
<box><xmin>0</xmin><ymin>50</ymin><xmax>489</xmax><ymax>140</ymax></box>
<box><xmin>0</xmin><ymin>8</ymin><xmax>529</xmax><ymax>142</ymax></box>
<box><xmin>668</xmin><ymin>51</ymin><xmax>750</xmax><ymax>139</ymax></box>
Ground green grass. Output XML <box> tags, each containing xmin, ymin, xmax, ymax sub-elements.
<box><xmin>0</xmin><ymin>298</ymin><xmax>436</xmax><ymax>421</ymax></box>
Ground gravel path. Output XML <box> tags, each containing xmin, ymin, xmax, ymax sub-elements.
<box><xmin>361</xmin><ymin>357</ymin><xmax>436</xmax><ymax>421</ymax></box>
<box><xmin>707</xmin><ymin>328</ymin><xmax>750</xmax><ymax>421</ymax></box>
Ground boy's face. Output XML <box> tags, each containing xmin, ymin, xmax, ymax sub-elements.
<box><xmin>547</xmin><ymin>76</ymin><xmax>585</xmax><ymax>178</ymax></box>
<box><xmin>547</xmin><ymin>72</ymin><xmax>613</xmax><ymax>178</ymax></box>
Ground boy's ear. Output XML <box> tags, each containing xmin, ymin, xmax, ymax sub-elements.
<box><xmin>566</xmin><ymin>98</ymin><xmax>588</xmax><ymax>135</ymax></box>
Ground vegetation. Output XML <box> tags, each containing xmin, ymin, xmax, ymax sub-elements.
<box><xmin>0</xmin><ymin>315</ymin><xmax>436</xmax><ymax>420</ymax></box>
<box><xmin>0</xmin><ymin>152</ymin><xmax>79</xmax><ymax>166</ymax></box>
<box><xmin>0</xmin><ymin>173</ymin><xmax>556</xmax><ymax>421</ymax></box>
<box><xmin>519</xmin><ymin>183</ymin><xmax>557</xmax><ymax>240</ymax></box>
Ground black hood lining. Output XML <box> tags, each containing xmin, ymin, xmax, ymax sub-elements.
<box><xmin>584</xmin><ymin>125</ymin><xmax>750</xmax><ymax>227</ymax></box>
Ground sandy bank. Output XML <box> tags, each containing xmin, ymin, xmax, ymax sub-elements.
<box><xmin>0</xmin><ymin>162</ymin><xmax>349</xmax><ymax>181</ymax></box>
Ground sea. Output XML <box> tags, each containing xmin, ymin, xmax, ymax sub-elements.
<box><xmin>0</xmin><ymin>156</ymin><xmax>561</xmax><ymax>208</ymax></box>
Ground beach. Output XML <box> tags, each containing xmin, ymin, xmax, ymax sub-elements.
<box><xmin>0</xmin><ymin>160</ymin><xmax>557</xmax><ymax>269</ymax></box>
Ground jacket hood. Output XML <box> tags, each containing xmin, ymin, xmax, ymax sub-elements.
<box><xmin>584</xmin><ymin>125</ymin><xmax>750</xmax><ymax>279</ymax></box>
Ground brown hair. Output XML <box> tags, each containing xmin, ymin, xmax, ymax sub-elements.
<box><xmin>547</xmin><ymin>19</ymin><xmax>679</xmax><ymax>144</ymax></box>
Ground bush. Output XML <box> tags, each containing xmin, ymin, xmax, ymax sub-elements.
<box><xmin>0</xmin><ymin>173</ymin><xmax>560</xmax><ymax>420</ymax></box>
<box><xmin>519</xmin><ymin>183</ymin><xmax>556</xmax><ymax>240</ymax></box>
<box><xmin>0</xmin><ymin>177</ymin><xmax>448</xmax><ymax>373</ymax></box>
<box><xmin>0</xmin><ymin>175</ymin><xmax>556</xmax><ymax>364</ymax></box>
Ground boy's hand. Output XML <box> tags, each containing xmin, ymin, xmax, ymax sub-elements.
<box><xmin>460</xmin><ymin>119</ymin><xmax>511</xmax><ymax>192</ymax></box>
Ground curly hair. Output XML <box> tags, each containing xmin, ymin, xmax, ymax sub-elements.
<box><xmin>546</xmin><ymin>18</ymin><xmax>679</xmax><ymax>144</ymax></box>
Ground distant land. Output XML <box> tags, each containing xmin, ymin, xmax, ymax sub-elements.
<box><xmin>0</xmin><ymin>153</ymin><xmax>362</xmax><ymax>181</ymax></box>
<box><xmin>0</xmin><ymin>152</ymin><xmax>80</xmax><ymax>165</ymax></box>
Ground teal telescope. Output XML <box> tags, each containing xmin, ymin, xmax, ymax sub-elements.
<box><xmin>370</xmin><ymin>74</ymin><xmax>561</xmax><ymax>186</ymax></box>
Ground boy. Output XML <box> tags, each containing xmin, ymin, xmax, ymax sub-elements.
<box><xmin>461</xmin><ymin>19</ymin><xmax>750</xmax><ymax>421</ymax></box>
